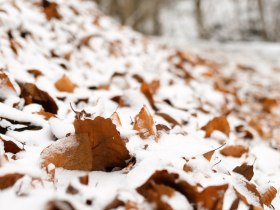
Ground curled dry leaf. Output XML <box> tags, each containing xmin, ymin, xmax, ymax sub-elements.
<box><xmin>0</xmin><ymin>173</ymin><xmax>24</xmax><ymax>190</ymax></box>
<box><xmin>233</xmin><ymin>163</ymin><xmax>254</xmax><ymax>181</ymax></box>
<box><xmin>41</xmin><ymin>134</ymin><xmax>93</xmax><ymax>171</ymax></box>
<box><xmin>261</xmin><ymin>186</ymin><xmax>277</xmax><ymax>206</ymax></box>
<box><xmin>45</xmin><ymin>200</ymin><xmax>76</xmax><ymax>210</ymax></box>
<box><xmin>20</xmin><ymin>83</ymin><xmax>58</xmax><ymax>114</ymax></box>
<box><xmin>220</xmin><ymin>145</ymin><xmax>248</xmax><ymax>158</ymax></box>
<box><xmin>74</xmin><ymin>116</ymin><xmax>130</xmax><ymax>171</ymax></box>
<box><xmin>133</xmin><ymin>106</ymin><xmax>157</xmax><ymax>140</ymax></box>
<box><xmin>0</xmin><ymin>135</ymin><xmax>23</xmax><ymax>154</ymax></box>
<box><xmin>55</xmin><ymin>75</ymin><xmax>76</xmax><ymax>93</ymax></box>
<box><xmin>202</xmin><ymin>116</ymin><xmax>230</xmax><ymax>138</ymax></box>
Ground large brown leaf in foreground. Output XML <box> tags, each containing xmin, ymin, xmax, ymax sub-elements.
<box><xmin>74</xmin><ymin>117</ymin><xmax>130</xmax><ymax>171</ymax></box>
<box><xmin>202</xmin><ymin>116</ymin><xmax>230</xmax><ymax>138</ymax></box>
<box><xmin>41</xmin><ymin>135</ymin><xmax>93</xmax><ymax>171</ymax></box>
<box><xmin>20</xmin><ymin>83</ymin><xmax>58</xmax><ymax>114</ymax></box>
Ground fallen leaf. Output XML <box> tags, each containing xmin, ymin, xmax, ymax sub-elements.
<box><xmin>45</xmin><ymin>200</ymin><xmax>76</xmax><ymax>210</ymax></box>
<box><xmin>203</xmin><ymin>143</ymin><xmax>225</xmax><ymax>161</ymax></box>
<box><xmin>261</xmin><ymin>186</ymin><xmax>277</xmax><ymax>206</ymax></box>
<box><xmin>229</xmin><ymin>198</ymin><xmax>240</xmax><ymax>210</ymax></box>
<box><xmin>0</xmin><ymin>73</ymin><xmax>17</xmax><ymax>96</ymax></box>
<box><xmin>196</xmin><ymin>184</ymin><xmax>228</xmax><ymax>210</ymax></box>
<box><xmin>133</xmin><ymin>106</ymin><xmax>157</xmax><ymax>140</ymax></box>
<box><xmin>27</xmin><ymin>69</ymin><xmax>43</xmax><ymax>78</ymax></box>
<box><xmin>55</xmin><ymin>75</ymin><xmax>76</xmax><ymax>93</ymax></box>
<box><xmin>79</xmin><ymin>175</ymin><xmax>89</xmax><ymax>185</ymax></box>
<box><xmin>233</xmin><ymin>163</ymin><xmax>254</xmax><ymax>181</ymax></box>
<box><xmin>74</xmin><ymin>116</ymin><xmax>130</xmax><ymax>171</ymax></box>
<box><xmin>42</xmin><ymin>0</ymin><xmax>62</xmax><ymax>21</ymax></box>
<box><xmin>260</xmin><ymin>98</ymin><xmax>277</xmax><ymax>113</ymax></box>
<box><xmin>202</xmin><ymin>116</ymin><xmax>230</xmax><ymax>138</ymax></box>
<box><xmin>0</xmin><ymin>173</ymin><xmax>24</xmax><ymax>190</ymax></box>
<box><xmin>234</xmin><ymin>181</ymin><xmax>263</xmax><ymax>207</ymax></box>
<box><xmin>0</xmin><ymin>136</ymin><xmax>23</xmax><ymax>154</ymax></box>
<box><xmin>220</xmin><ymin>145</ymin><xmax>248</xmax><ymax>158</ymax></box>
<box><xmin>140</xmin><ymin>82</ymin><xmax>158</xmax><ymax>111</ymax></box>
<box><xmin>34</xmin><ymin>111</ymin><xmax>55</xmax><ymax>120</ymax></box>
<box><xmin>156</xmin><ymin>112</ymin><xmax>179</xmax><ymax>126</ymax></box>
<box><xmin>41</xmin><ymin>134</ymin><xmax>93</xmax><ymax>171</ymax></box>
<box><xmin>20</xmin><ymin>83</ymin><xmax>58</xmax><ymax>114</ymax></box>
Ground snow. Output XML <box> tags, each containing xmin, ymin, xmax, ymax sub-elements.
<box><xmin>0</xmin><ymin>0</ymin><xmax>280</xmax><ymax>210</ymax></box>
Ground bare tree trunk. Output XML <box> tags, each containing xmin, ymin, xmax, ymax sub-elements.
<box><xmin>195</xmin><ymin>0</ymin><xmax>208</xmax><ymax>39</ymax></box>
<box><xmin>257</xmin><ymin>0</ymin><xmax>268</xmax><ymax>40</ymax></box>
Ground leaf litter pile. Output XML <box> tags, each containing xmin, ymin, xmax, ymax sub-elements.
<box><xmin>0</xmin><ymin>0</ymin><xmax>280</xmax><ymax>209</ymax></box>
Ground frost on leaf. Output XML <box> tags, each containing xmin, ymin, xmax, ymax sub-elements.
<box><xmin>55</xmin><ymin>75</ymin><xmax>76</xmax><ymax>93</ymax></box>
<box><xmin>41</xmin><ymin>134</ymin><xmax>93</xmax><ymax>171</ymax></box>
<box><xmin>20</xmin><ymin>83</ymin><xmax>58</xmax><ymax>114</ymax></box>
<box><xmin>220</xmin><ymin>145</ymin><xmax>248</xmax><ymax>158</ymax></box>
<box><xmin>201</xmin><ymin>116</ymin><xmax>230</xmax><ymax>138</ymax></box>
<box><xmin>74</xmin><ymin>116</ymin><xmax>130</xmax><ymax>171</ymax></box>
<box><xmin>133</xmin><ymin>106</ymin><xmax>157</xmax><ymax>140</ymax></box>
<box><xmin>0</xmin><ymin>173</ymin><xmax>24</xmax><ymax>190</ymax></box>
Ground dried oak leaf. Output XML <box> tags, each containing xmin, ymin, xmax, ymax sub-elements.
<box><xmin>201</xmin><ymin>116</ymin><xmax>230</xmax><ymax>138</ymax></box>
<box><xmin>133</xmin><ymin>106</ymin><xmax>157</xmax><ymax>140</ymax></box>
<box><xmin>41</xmin><ymin>134</ymin><xmax>93</xmax><ymax>171</ymax></box>
<box><xmin>74</xmin><ymin>117</ymin><xmax>130</xmax><ymax>171</ymax></box>
<box><xmin>0</xmin><ymin>135</ymin><xmax>23</xmax><ymax>154</ymax></box>
<box><xmin>234</xmin><ymin>181</ymin><xmax>263</xmax><ymax>208</ymax></box>
<box><xmin>20</xmin><ymin>83</ymin><xmax>58</xmax><ymax>114</ymax></box>
<box><xmin>55</xmin><ymin>75</ymin><xmax>76</xmax><ymax>93</ymax></box>
<box><xmin>220</xmin><ymin>145</ymin><xmax>248</xmax><ymax>158</ymax></box>
<box><xmin>45</xmin><ymin>200</ymin><xmax>76</xmax><ymax>210</ymax></box>
<box><xmin>0</xmin><ymin>173</ymin><xmax>24</xmax><ymax>190</ymax></box>
<box><xmin>42</xmin><ymin>0</ymin><xmax>62</xmax><ymax>21</ymax></box>
<box><xmin>233</xmin><ymin>163</ymin><xmax>254</xmax><ymax>181</ymax></box>
<box><xmin>261</xmin><ymin>186</ymin><xmax>277</xmax><ymax>206</ymax></box>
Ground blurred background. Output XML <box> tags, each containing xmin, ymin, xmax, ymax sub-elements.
<box><xmin>93</xmin><ymin>0</ymin><xmax>280</xmax><ymax>42</ymax></box>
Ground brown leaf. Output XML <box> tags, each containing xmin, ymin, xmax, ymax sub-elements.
<box><xmin>183</xmin><ymin>163</ymin><xmax>193</xmax><ymax>172</ymax></box>
<box><xmin>27</xmin><ymin>69</ymin><xmax>43</xmax><ymax>78</ymax></box>
<box><xmin>0</xmin><ymin>136</ymin><xmax>23</xmax><ymax>154</ymax></box>
<box><xmin>55</xmin><ymin>75</ymin><xmax>76</xmax><ymax>93</ymax></box>
<box><xmin>234</xmin><ymin>181</ymin><xmax>263</xmax><ymax>207</ymax></box>
<box><xmin>45</xmin><ymin>200</ymin><xmax>76</xmax><ymax>210</ymax></box>
<box><xmin>261</xmin><ymin>186</ymin><xmax>277</xmax><ymax>206</ymax></box>
<box><xmin>156</xmin><ymin>112</ymin><xmax>179</xmax><ymax>126</ymax></box>
<box><xmin>203</xmin><ymin>144</ymin><xmax>225</xmax><ymax>161</ymax></box>
<box><xmin>229</xmin><ymin>198</ymin><xmax>240</xmax><ymax>210</ymax></box>
<box><xmin>220</xmin><ymin>145</ymin><xmax>248</xmax><ymax>158</ymax></box>
<box><xmin>140</xmin><ymin>82</ymin><xmax>158</xmax><ymax>111</ymax></box>
<box><xmin>202</xmin><ymin>116</ymin><xmax>230</xmax><ymax>138</ymax></box>
<box><xmin>233</xmin><ymin>163</ymin><xmax>254</xmax><ymax>181</ymax></box>
<box><xmin>34</xmin><ymin>111</ymin><xmax>55</xmax><ymax>120</ymax></box>
<box><xmin>20</xmin><ymin>83</ymin><xmax>58</xmax><ymax>114</ymax></box>
<box><xmin>42</xmin><ymin>0</ymin><xmax>62</xmax><ymax>21</ymax></box>
<box><xmin>0</xmin><ymin>73</ymin><xmax>17</xmax><ymax>95</ymax></box>
<box><xmin>74</xmin><ymin>116</ymin><xmax>130</xmax><ymax>171</ymax></box>
<box><xmin>260</xmin><ymin>98</ymin><xmax>278</xmax><ymax>113</ymax></box>
<box><xmin>79</xmin><ymin>175</ymin><xmax>89</xmax><ymax>185</ymax></box>
<box><xmin>196</xmin><ymin>184</ymin><xmax>228</xmax><ymax>210</ymax></box>
<box><xmin>0</xmin><ymin>173</ymin><xmax>24</xmax><ymax>190</ymax></box>
<box><xmin>133</xmin><ymin>106</ymin><xmax>157</xmax><ymax>140</ymax></box>
<box><xmin>41</xmin><ymin>134</ymin><xmax>93</xmax><ymax>171</ymax></box>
